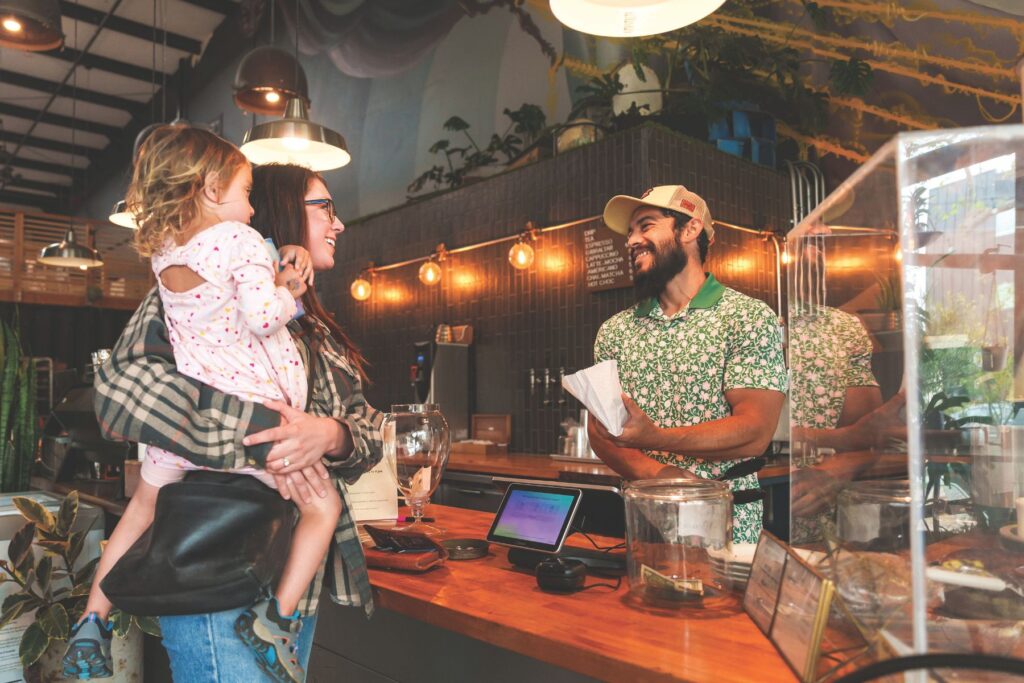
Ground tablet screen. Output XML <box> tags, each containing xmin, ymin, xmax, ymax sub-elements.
<box><xmin>486</xmin><ymin>483</ymin><xmax>582</xmax><ymax>553</ymax></box>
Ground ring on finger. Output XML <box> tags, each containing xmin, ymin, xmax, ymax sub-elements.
<box><xmin>283</xmin><ymin>457</ymin><xmax>291</xmax><ymax>467</ymax></box>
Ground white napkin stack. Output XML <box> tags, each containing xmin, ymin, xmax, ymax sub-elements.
<box><xmin>561</xmin><ymin>360</ymin><xmax>629</xmax><ymax>436</ymax></box>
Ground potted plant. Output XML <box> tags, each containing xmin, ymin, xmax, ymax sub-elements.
<box><xmin>0</xmin><ymin>492</ymin><xmax>158</xmax><ymax>681</ymax></box>
<box><xmin>0</xmin><ymin>316</ymin><xmax>37</xmax><ymax>492</ymax></box>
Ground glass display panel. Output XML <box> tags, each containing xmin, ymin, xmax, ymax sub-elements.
<box><xmin>788</xmin><ymin>125</ymin><xmax>1024</xmax><ymax>663</ymax></box>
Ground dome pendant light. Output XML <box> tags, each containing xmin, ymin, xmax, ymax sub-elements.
<box><xmin>240</xmin><ymin>98</ymin><xmax>351</xmax><ymax>171</ymax></box>
<box><xmin>108</xmin><ymin>199</ymin><xmax>136</xmax><ymax>229</ymax></box>
<box><xmin>0</xmin><ymin>0</ymin><xmax>63</xmax><ymax>51</ymax></box>
<box><xmin>39</xmin><ymin>228</ymin><xmax>103</xmax><ymax>268</ymax></box>
<box><xmin>549</xmin><ymin>0</ymin><xmax>727</xmax><ymax>37</ymax></box>
<box><xmin>233</xmin><ymin>46</ymin><xmax>310</xmax><ymax>116</ymax></box>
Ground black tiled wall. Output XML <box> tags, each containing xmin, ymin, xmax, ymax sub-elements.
<box><xmin>320</xmin><ymin>124</ymin><xmax>792</xmax><ymax>454</ymax></box>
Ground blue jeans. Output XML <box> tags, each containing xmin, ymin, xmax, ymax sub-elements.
<box><xmin>160</xmin><ymin>608</ymin><xmax>317</xmax><ymax>682</ymax></box>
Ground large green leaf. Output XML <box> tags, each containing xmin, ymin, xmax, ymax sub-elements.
<box><xmin>2</xmin><ymin>592</ymin><xmax>38</xmax><ymax>613</ymax></box>
<box><xmin>8</xmin><ymin>523</ymin><xmax>34</xmax><ymax>569</ymax></box>
<box><xmin>13</xmin><ymin>498</ymin><xmax>53</xmax><ymax>533</ymax></box>
<box><xmin>35</xmin><ymin>555</ymin><xmax>52</xmax><ymax>596</ymax></box>
<box><xmin>38</xmin><ymin>603</ymin><xmax>68</xmax><ymax>640</ymax></box>
<box><xmin>0</xmin><ymin>601</ymin><xmax>28</xmax><ymax>631</ymax></box>
<box><xmin>56</xmin><ymin>491</ymin><xmax>78</xmax><ymax>537</ymax></box>
<box><xmin>109</xmin><ymin>610</ymin><xmax>132</xmax><ymax>638</ymax></box>
<box><xmin>67</xmin><ymin>530</ymin><xmax>85</xmax><ymax>567</ymax></box>
<box><xmin>19</xmin><ymin>622</ymin><xmax>50</xmax><ymax>669</ymax></box>
<box><xmin>135</xmin><ymin>615</ymin><xmax>161</xmax><ymax>638</ymax></box>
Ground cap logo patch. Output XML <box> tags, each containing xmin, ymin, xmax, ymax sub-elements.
<box><xmin>680</xmin><ymin>199</ymin><xmax>696</xmax><ymax>212</ymax></box>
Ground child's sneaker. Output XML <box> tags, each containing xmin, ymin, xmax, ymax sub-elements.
<box><xmin>234</xmin><ymin>598</ymin><xmax>304</xmax><ymax>683</ymax></box>
<box><xmin>61</xmin><ymin>612</ymin><xmax>113</xmax><ymax>679</ymax></box>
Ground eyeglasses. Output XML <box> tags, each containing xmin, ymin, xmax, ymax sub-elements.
<box><xmin>304</xmin><ymin>198</ymin><xmax>336</xmax><ymax>223</ymax></box>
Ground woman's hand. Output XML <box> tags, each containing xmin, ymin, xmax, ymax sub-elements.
<box><xmin>273</xmin><ymin>466</ymin><xmax>332</xmax><ymax>504</ymax></box>
<box><xmin>243</xmin><ymin>400</ymin><xmax>350</xmax><ymax>488</ymax></box>
<box><xmin>275</xmin><ymin>263</ymin><xmax>308</xmax><ymax>298</ymax></box>
<box><xmin>279</xmin><ymin>245</ymin><xmax>314</xmax><ymax>285</ymax></box>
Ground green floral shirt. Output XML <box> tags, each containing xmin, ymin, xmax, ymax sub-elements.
<box><xmin>594</xmin><ymin>274</ymin><xmax>787</xmax><ymax>543</ymax></box>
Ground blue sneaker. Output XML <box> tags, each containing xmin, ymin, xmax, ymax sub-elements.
<box><xmin>234</xmin><ymin>598</ymin><xmax>304</xmax><ymax>683</ymax></box>
<box><xmin>61</xmin><ymin>612</ymin><xmax>113</xmax><ymax>679</ymax></box>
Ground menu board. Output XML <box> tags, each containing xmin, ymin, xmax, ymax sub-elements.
<box><xmin>584</xmin><ymin>224</ymin><xmax>633</xmax><ymax>292</ymax></box>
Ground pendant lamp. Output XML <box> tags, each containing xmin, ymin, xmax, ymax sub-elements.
<box><xmin>549</xmin><ymin>0</ymin><xmax>727</xmax><ymax>37</ymax></box>
<box><xmin>0</xmin><ymin>0</ymin><xmax>63</xmax><ymax>51</ymax></box>
<box><xmin>39</xmin><ymin>228</ymin><xmax>103</xmax><ymax>268</ymax></box>
<box><xmin>240</xmin><ymin>98</ymin><xmax>350</xmax><ymax>171</ymax></box>
<box><xmin>233</xmin><ymin>46</ymin><xmax>310</xmax><ymax>116</ymax></box>
<box><xmin>108</xmin><ymin>199</ymin><xmax>136</xmax><ymax>229</ymax></box>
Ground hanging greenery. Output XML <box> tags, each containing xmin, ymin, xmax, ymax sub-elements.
<box><xmin>0</xmin><ymin>315</ymin><xmax>36</xmax><ymax>493</ymax></box>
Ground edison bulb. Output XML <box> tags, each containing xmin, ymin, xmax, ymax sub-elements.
<box><xmin>265</xmin><ymin>91</ymin><xmax>281</xmax><ymax>104</ymax></box>
<box><xmin>419</xmin><ymin>261</ymin><xmax>441</xmax><ymax>285</ymax></box>
<box><xmin>780</xmin><ymin>250</ymin><xmax>791</xmax><ymax>265</ymax></box>
<box><xmin>508</xmin><ymin>241</ymin><xmax>535</xmax><ymax>270</ymax></box>
<box><xmin>2</xmin><ymin>17</ymin><xmax>22</xmax><ymax>32</ymax></box>
<box><xmin>350</xmin><ymin>278</ymin><xmax>372</xmax><ymax>301</ymax></box>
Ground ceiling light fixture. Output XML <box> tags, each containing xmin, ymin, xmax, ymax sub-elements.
<box><xmin>233</xmin><ymin>46</ymin><xmax>310</xmax><ymax>116</ymax></box>
<box><xmin>549</xmin><ymin>0</ymin><xmax>726</xmax><ymax>37</ymax></box>
<box><xmin>38</xmin><ymin>228</ymin><xmax>103</xmax><ymax>268</ymax></box>
<box><xmin>240</xmin><ymin>97</ymin><xmax>350</xmax><ymax>171</ymax></box>
<box><xmin>108</xmin><ymin>199</ymin><xmax>136</xmax><ymax>229</ymax></box>
<box><xmin>0</xmin><ymin>0</ymin><xmax>63</xmax><ymax>51</ymax></box>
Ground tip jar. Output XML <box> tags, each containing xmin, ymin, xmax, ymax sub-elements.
<box><xmin>623</xmin><ymin>478</ymin><xmax>733</xmax><ymax>608</ymax></box>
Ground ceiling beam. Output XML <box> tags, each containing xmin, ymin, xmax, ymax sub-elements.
<box><xmin>0</xmin><ymin>130</ymin><xmax>101</xmax><ymax>158</ymax></box>
<box><xmin>0</xmin><ymin>155</ymin><xmax>85</xmax><ymax>179</ymax></box>
<box><xmin>179</xmin><ymin>0</ymin><xmax>237</xmax><ymax>15</ymax></box>
<box><xmin>0</xmin><ymin>102</ymin><xmax>121</xmax><ymax>139</ymax></box>
<box><xmin>1</xmin><ymin>178</ymin><xmax>68</xmax><ymax>197</ymax></box>
<box><xmin>0</xmin><ymin>190</ymin><xmax>59</xmax><ymax>213</ymax></box>
<box><xmin>48</xmin><ymin>46</ymin><xmax>169</xmax><ymax>84</ymax></box>
<box><xmin>76</xmin><ymin>2</ymin><xmax>249</xmax><ymax>214</ymax></box>
<box><xmin>59</xmin><ymin>1</ymin><xmax>202</xmax><ymax>55</ymax></box>
<box><xmin>0</xmin><ymin>70</ymin><xmax>145</xmax><ymax>115</ymax></box>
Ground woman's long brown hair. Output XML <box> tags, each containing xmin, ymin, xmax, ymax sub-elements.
<box><xmin>250</xmin><ymin>164</ymin><xmax>368</xmax><ymax>383</ymax></box>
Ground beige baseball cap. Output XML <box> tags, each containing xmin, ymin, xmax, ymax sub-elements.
<box><xmin>603</xmin><ymin>185</ymin><xmax>714</xmax><ymax>243</ymax></box>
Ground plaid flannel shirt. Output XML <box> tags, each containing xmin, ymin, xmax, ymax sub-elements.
<box><xmin>94</xmin><ymin>288</ymin><xmax>383</xmax><ymax>617</ymax></box>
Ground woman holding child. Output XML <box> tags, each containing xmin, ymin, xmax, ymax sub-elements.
<box><xmin>78</xmin><ymin>125</ymin><xmax>381</xmax><ymax>683</ymax></box>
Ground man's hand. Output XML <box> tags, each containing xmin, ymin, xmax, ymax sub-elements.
<box><xmin>609</xmin><ymin>392</ymin><xmax>663</xmax><ymax>451</ymax></box>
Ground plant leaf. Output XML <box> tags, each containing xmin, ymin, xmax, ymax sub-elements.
<box><xmin>13</xmin><ymin>498</ymin><xmax>55</xmax><ymax>533</ymax></box>
<box><xmin>0</xmin><ymin>601</ymin><xmax>27</xmax><ymax>631</ymax></box>
<box><xmin>36</xmin><ymin>539</ymin><xmax>69</xmax><ymax>556</ymax></box>
<box><xmin>38</xmin><ymin>603</ymin><xmax>68</xmax><ymax>640</ymax></box>
<box><xmin>8</xmin><ymin>523</ymin><xmax>34</xmax><ymax>569</ymax></box>
<box><xmin>3</xmin><ymin>592</ymin><xmax>38</xmax><ymax>614</ymax></box>
<box><xmin>829</xmin><ymin>57</ymin><xmax>873</xmax><ymax>97</ymax></box>
<box><xmin>35</xmin><ymin>555</ymin><xmax>52</xmax><ymax>595</ymax></box>
<box><xmin>428</xmin><ymin>139</ymin><xmax>450</xmax><ymax>154</ymax></box>
<box><xmin>442</xmin><ymin>116</ymin><xmax>470</xmax><ymax>132</ymax></box>
<box><xmin>109</xmin><ymin>610</ymin><xmax>131</xmax><ymax>639</ymax></box>
<box><xmin>135</xmin><ymin>615</ymin><xmax>162</xmax><ymax>638</ymax></box>
<box><xmin>19</xmin><ymin>622</ymin><xmax>50</xmax><ymax>669</ymax></box>
<box><xmin>67</xmin><ymin>530</ymin><xmax>86</xmax><ymax>567</ymax></box>
<box><xmin>56</xmin><ymin>491</ymin><xmax>78</xmax><ymax>536</ymax></box>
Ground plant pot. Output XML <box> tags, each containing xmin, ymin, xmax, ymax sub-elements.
<box><xmin>981</xmin><ymin>344</ymin><xmax>1007</xmax><ymax>372</ymax></box>
<box><xmin>26</xmin><ymin>626</ymin><xmax>143</xmax><ymax>683</ymax></box>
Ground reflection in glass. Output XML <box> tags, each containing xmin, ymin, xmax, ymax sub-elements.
<box><xmin>382</xmin><ymin>404</ymin><xmax>450</xmax><ymax>534</ymax></box>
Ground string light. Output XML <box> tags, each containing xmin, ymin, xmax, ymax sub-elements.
<box><xmin>350</xmin><ymin>263</ymin><xmax>374</xmax><ymax>301</ymax></box>
<box><xmin>418</xmin><ymin>244</ymin><xmax>446</xmax><ymax>286</ymax></box>
<box><xmin>508</xmin><ymin>222</ymin><xmax>538</xmax><ymax>270</ymax></box>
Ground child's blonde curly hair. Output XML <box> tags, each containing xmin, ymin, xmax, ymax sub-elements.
<box><xmin>127</xmin><ymin>124</ymin><xmax>249</xmax><ymax>257</ymax></box>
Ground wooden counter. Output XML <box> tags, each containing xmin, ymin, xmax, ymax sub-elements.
<box><xmin>354</xmin><ymin>505</ymin><xmax>795</xmax><ymax>683</ymax></box>
<box><xmin>446</xmin><ymin>451</ymin><xmax>790</xmax><ymax>484</ymax></box>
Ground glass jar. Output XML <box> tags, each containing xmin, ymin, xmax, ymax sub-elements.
<box><xmin>382</xmin><ymin>404</ymin><xmax>450</xmax><ymax>532</ymax></box>
<box><xmin>836</xmin><ymin>480</ymin><xmax>913</xmax><ymax>551</ymax></box>
<box><xmin>623</xmin><ymin>478</ymin><xmax>732</xmax><ymax>607</ymax></box>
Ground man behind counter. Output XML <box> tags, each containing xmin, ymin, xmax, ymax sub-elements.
<box><xmin>588</xmin><ymin>185</ymin><xmax>787</xmax><ymax>543</ymax></box>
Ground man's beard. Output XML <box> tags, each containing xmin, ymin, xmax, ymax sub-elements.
<box><xmin>633</xmin><ymin>236</ymin><xmax>688</xmax><ymax>302</ymax></box>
